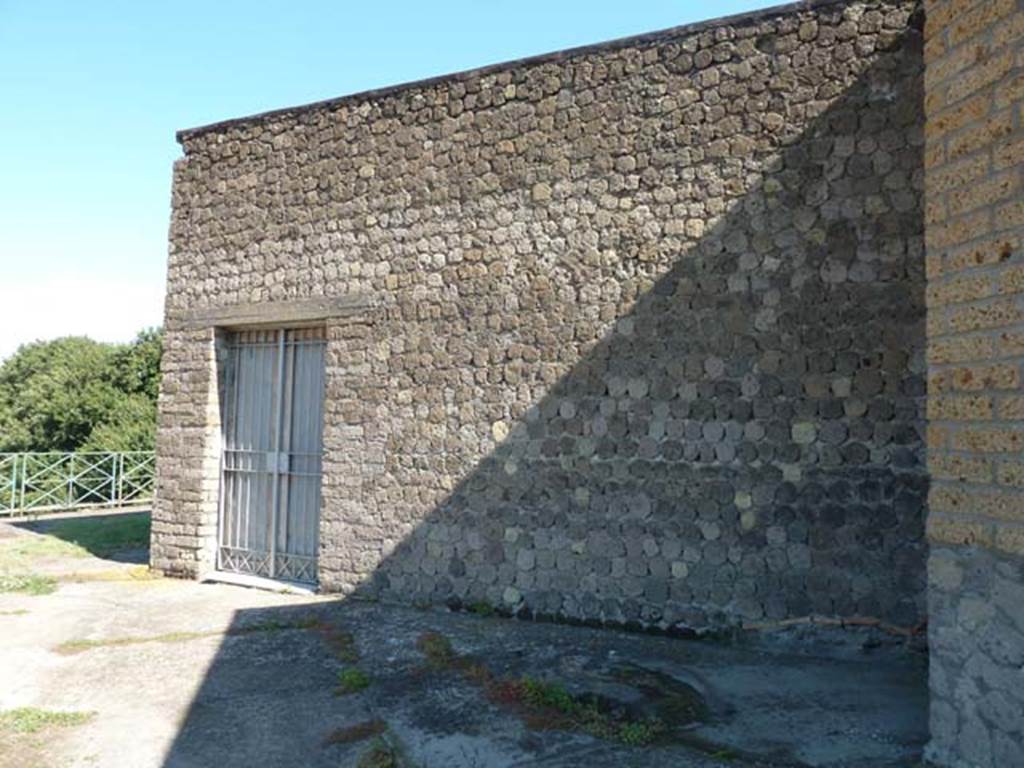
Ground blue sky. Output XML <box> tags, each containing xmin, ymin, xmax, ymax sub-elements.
<box><xmin>0</xmin><ymin>0</ymin><xmax>778</xmax><ymax>360</ymax></box>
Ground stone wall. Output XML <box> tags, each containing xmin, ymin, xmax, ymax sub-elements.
<box><xmin>155</xmin><ymin>0</ymin><xmax>927</xmax><ymax>631</ymax></box>
<box><xmin>923</xmin><ymin>0</ymin><xmax>1024</xmax><ymax>764</ymax></box>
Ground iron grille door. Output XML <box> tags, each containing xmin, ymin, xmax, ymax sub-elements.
<box><xmin>218</xmin><ymin>328</ymin><xmax>325</xmax><ymax>584</ymax></box>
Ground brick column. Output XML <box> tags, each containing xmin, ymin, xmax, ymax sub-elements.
<box><xmin>151</xmin><ymin>326</ymin><xmax>222</xmax><ymax>579</ymax></box>
<box><xmin>924</xmin><ymin>0</ymin><xmax>1024</xmax><ymax>764</ymax></box>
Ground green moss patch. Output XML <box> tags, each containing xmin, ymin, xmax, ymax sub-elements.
<box><xmin>0</xmin><ymin>708</ymin><xmax>94</xmax><ymax>734</ymax></box>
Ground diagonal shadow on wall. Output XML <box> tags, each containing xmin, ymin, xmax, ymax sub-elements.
<box><xmin>326</xmin><ymin>19</ymin><xmax>928</xmax><ymax>631</ymax></box>
<box><xmin>161</xmin><ymin>14</ymin><xmax>927</xmax><ymax>767</ymax></box>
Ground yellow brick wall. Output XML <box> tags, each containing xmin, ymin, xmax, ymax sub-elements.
<box><xmin>925</xmin><ymin>0</ymin><xmax>1024</xmax><ymax>556</ymax></box>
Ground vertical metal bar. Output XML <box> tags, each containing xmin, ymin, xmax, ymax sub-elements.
<box><xmin>269</xmin><ymin>330</ymin><xmax>286</xmax><ymax>578</ymax></box>
<box><xmin>279</xmin><ymin>335</ymin><xmax>296</xmax><ymax>560</ymax></box>
<box><xmin>112</xmin><ymin>453</ymin><xmax>119</xmax><ymax>506</ymax></box>
<box><xmin>251</xmin><ymin>341</ymin><xmax>263</xmax><ymax>558</ymax></box>
<box><xmin>313</xmin><ymin>339</ymin><xmax>325</xmax><ymax>566</ymax></box>
<box><xmin>234</xmin><ymin>339</ymin><xmax>247</xmax><ymax>564</ymax></box>
<box><xmin>256</xmin><ymin>340</ymin><xmax>267</xmax><ymax>559</ymax></box>
<box><xmin>237</xmin><ymin>343</ymin><xmax>247</xmax><ymax>554</ymax></box>
<box><xmin>67</xmin><ymin>454</ymin><xmax>74</xmax><ymax>509</ymax></box>
<box><xmin>227</xmin><ymin>341</ymin><xmax>240</xmax><ymax>564</ymax></box>
<box><xmin>239</xmin><ymin>342</ymin><xmax>251</xmax><ymax>555</ymax></box>
<box><xmin>19</xmin><ymin>454</ymin><xmax>26</xmax><ymax>513</ymax></box>
<box><xmin>292</xmin><ymin>344</ymin><xmax>302</xmax><ymax>563</ymax></box>
<box><xmin>8</xmin><ymin>455</ymin><xmax>15</xmax><ymax>513</ymax></box>
<box><xmin>243</xmin><ymin>343</ymin><xmax>254</xmax><ymax>555</ymax></box>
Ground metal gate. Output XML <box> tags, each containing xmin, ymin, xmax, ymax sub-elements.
<box><xmin>218</xmin><ymin>327</ymin><xmax>326</xmax><ymax>585</ymax></box>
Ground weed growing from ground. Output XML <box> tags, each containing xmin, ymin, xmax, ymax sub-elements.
<box><xmin>356</xmin><ymin>737</ymin><xmax>400</xmax><ymax>768</ymax></box>
<box><xmin>410</xmin><ymin>636</ymin><xmax>665</xmax><ymax>747</ymax></box>
<box><xmin>0</xmin><ymin>708</ymin><xmax>94</xmax><ymax>734</ymax></box>
<box><xmin>519</xmin><ymin>677</ymin><xmax>576</xmax><ymax>713</ymax></box>
<box><xmin>490</xmin><ymin>676</ymin><xmax>666</xmax><ymax>746</ymax></box>
<box><xmin>315</xmin><ymin>622</ymin><xmax>360</xmax><ymax>662</ymax></box>
<box><xmin>322</xmin><ymin>718</ymin><xmax>385</xmax><ymax>745</ymax></box>
<box><xmin>415</xmin><ymin>631</ymin><xmax>457</xmax><ymax>668</ymax></box>
<box><xmin>466</xmin><ymin>601</ymin><xmax>495</xmax><ymax>617</ymax></box>
<box><xmin>336</xmin><ymin>667</ymin><xmax>371</xmax><ymax>695</ymax></box>
<box><xmin>616</xmin><ymin>719</ymin><xmax>667</xmax><ymax>746</ymax></box>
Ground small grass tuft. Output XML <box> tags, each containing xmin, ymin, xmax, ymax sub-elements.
<box><xmin>357</xmin><ymin>737</ymin><xmax>400</xmax><ymax>768</ymax></box>
<box><xmin>616</xmin><ymin>719</ymin><xmax>667</xmax><ymax>746</ymax></box>
<box><xmin>0</xmin><ymin>572</ymin><xmax>57</xmax><ymax>596</ymax></box>
<box><xmin>415</xmin><ymin>631</ymin><xmax>456</xmax><ymax>668</ymax></box>
<box><xmin>467</xmin><ymin>601</ymin><xmax>495</xmax><ymax>617</ymax></box>
<box><xmin>0</xmin><ymin>609</ymin><xmax>29</xmax><ymax>616</ymax></box>
<box><xmin>0</xmin><ymin>707</ymin><xmax>94</xmax><ymax>734</ymax></box>
<box><xmin>335</xmin><ymin>667</ymin><xmax>371</xmax><ymax>695</ymax></box>
<box><xmin>486</xmin><ymin>675</ymin><xmax>666</xmax><ymax>746</ymax></box>
<box><xmin>315</xmin><ymin>622</ymin><xmax>360</xmax><ymax>662</ymax></box>
<box><xmin>323</xmin><ymin>718</ymin><xmax>386</xmax><ymax>746</ymax></box>
<box><xmin>519</xmin><ymin>677</ymin><xmax>577</xmax><ymax>714</ymax></box>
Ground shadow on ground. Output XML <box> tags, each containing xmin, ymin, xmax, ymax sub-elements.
<box><xmin>161</xmin><ymin>597</ymin><xmax>927</xmax><ymax>768</ymax></box>
<box><xmin>13</xmin><ymin>510</ymin><xmax>151</xmax><ymax>564</ymax></box>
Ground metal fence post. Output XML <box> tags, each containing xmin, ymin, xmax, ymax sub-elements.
<box><xmin>117</xmin><ymin>453</ymin><xmax>125</xmax><ymax>507</ymax></box>
<box><xmin>19</xmin><ymin>455</ymin><xmax>26</xmax><ymax>513</ymax></box>
<box><xmin>66</xmin><ymin>454</ymin><xmax>74</xmax><ymax>509</ymax></box>
<box><xmin>6</xmin><ymin>456</ymin><xmax>15</xmax><ymax>513</ymax></box>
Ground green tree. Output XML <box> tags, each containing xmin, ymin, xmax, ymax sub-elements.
<box><xmin>0</xmin><ymin>329</ymin><xmax>163</xmax><ymax>454</ymax></box>
<box><xmin>106</xmin><ymin>327</ymin><xmax>163</xmax><ymax>402</ymax></box>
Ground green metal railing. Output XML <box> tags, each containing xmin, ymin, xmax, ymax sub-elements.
<box><xmin>0</xmin><ymin>452</ymin><xmax>155</xmax><ymax>516</ymax></box>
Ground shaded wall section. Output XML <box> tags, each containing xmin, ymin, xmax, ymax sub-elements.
<box><xmin>155</xmin><ymin>0</ymin><xmax>927</xmax><ymax>631</ymax></box>
<box><xmin>923</xmin><ymin>0</ymin><xmax>1024</xmax><ymax>764</ymax></box>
